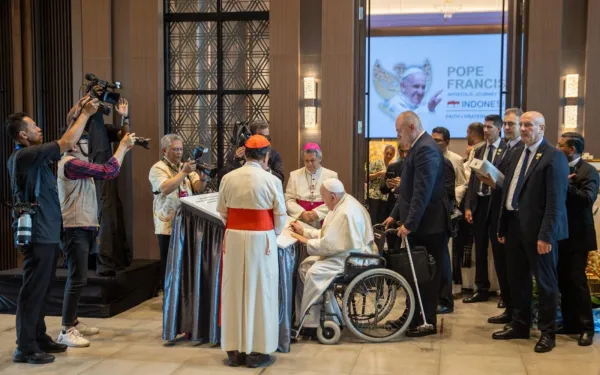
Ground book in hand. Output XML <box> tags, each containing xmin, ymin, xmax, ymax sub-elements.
<box><xmin>469</xmin><ymin>159</ymin><xmax>505</xmax><ymax>185</ymax></box>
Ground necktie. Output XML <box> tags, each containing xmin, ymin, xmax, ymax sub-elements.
<box><xmin>510</xmin><ymin>148</ymin><xmax>531</xmax><ymax>210</ymax></box>
<box><xmin>481</xmin><ymin>145</ymin><xmax>495</xmax><ymax>195</ymax></box>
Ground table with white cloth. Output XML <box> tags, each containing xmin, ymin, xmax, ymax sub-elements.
<box><xmin>162</xmin><ymin>193</ymin><xmax>310</xmax><ymax>353</ymax></box>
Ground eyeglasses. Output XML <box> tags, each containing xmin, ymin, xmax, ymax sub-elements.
<box><xmin>503</xmin><ymin>121</ymin><xmax>517</xmax><ymax>127</ymax></box>
<box><xmin>170</xmin><ymin>147</ymin><xmax>184</xmax><ymax>152</ymax></box>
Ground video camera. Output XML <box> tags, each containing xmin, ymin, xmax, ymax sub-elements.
<box><xmin>230</xmin><ymin>121</ymin><xmax>252</xmax><ymax>148</ymax></box>
<box><xmin>192</xmin><ymin>146</ymin><xmax>218</xmax><ymax>178</ymax></box>
<box><xmin>134</xmin><ymin>137</ymin><xmax>151</xmax><ymax>150</ymax></box>
<box><xmin>85</xmin><ymin>73</ymin><xmax>121</xmax><ymax>116</ymax></box>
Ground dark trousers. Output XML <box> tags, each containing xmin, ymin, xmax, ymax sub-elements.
<box><xmin>452</xmin><ymin>203</ymin><xmax>473</xmax><ymax>285</ymax></box>
<box><xmin>473</xmin><ymin>196</ymin><xmax>492</xmax><ymax>291</ymax></box>
<box><xmin>557</xmin><ymin>245</ymin><xmax>594</xmax><ymax>333</ymax></box>
<box><xmin>62</xmin><ymin>228</ymin><xmax>96</xmax><ymax>327</ymax></box>
<box><xmin>369</xmin><ymin>198</ymin><xmax>389</xmax><ymax>226</ymax></box>
<box><xmin>407</xmin><ymin>232</ymin><xmax>447</xmax><ymax>328</ymax></box>
<box><xmin>490</xmin><ymin>221</ymin><xmax>511</xmax><ymax>308</ymax></box>
<box><xmin>438</xmin><ymin>240</ymin><xmax>454</xmax><ymax>309</ymax></box>
<box><xmin>157</xmin><ymin>234</ymin><xmax>171</xmax><ymax>291</ymax></box>
<box><xmin>95</xmin><ymin>178</ymin><xmax>131</xmax><ymax>273</ymax></box>
<box><xmin>16</xmin><ymin>243</ymin><xmax>58</xmax><ymax>353</ymax></box>
<box><xmin>505</xmin><ymin>211</ymin><xmax>558</xmax><ymax>333</ymax></box>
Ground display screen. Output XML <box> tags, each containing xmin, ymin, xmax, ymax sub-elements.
<box><xmin>368</xmin><ymin>34</ymin><xmax>507</xmax><ymax>138</ymax></box>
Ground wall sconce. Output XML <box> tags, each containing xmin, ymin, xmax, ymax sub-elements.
<box><xmin>563</xmin><ymin>74</ymin><xmax>579</xmax><ymax>129</ymax></box>
<box><xmin>303</xmin><ymin>77</ymin><xmax>319</xmax><ymax>128</ymax></box>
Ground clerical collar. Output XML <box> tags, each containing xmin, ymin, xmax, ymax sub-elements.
<box><xmin>411</xmin><ymin>131</ymin><xmax>426</xmax><ymax>148</ymax></box>
<box><xmin>246</xmin><ymin>161</ymin><xmax>262</xmax><ymax>168</ymax></box>
<box><xmin>569</xmin><ymin>157</ymin><xmax>581</xmax><ymax>167</ymax></box>
<box><xmin>305</xmin><ymin>167</ymin><xmax>321</xmax><ymax>176</ymax></box>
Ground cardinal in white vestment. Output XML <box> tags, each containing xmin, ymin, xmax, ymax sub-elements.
<box><xmin>285</xmin><ymin>143</ymin><xmax>338</xmax><ymax>228</ymax></box>
<box><xmin>290</xmin><ymin>178</ymin><xmax>376</xmax><ymax>331</ymax></box>
<box><xmin>217</xmin><ymin>135</ymin><xmax>286</xmax><ymax>368</ymax></box>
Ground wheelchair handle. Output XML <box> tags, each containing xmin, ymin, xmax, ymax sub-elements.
<box><xmin>373</xmin><ymin>223</ymin><xmax>399</xmax><ymax>234</ymax></box>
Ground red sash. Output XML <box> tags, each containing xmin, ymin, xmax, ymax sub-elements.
<box><xmin>219</xmin><ymin>208</ymin><xmax>275</xmax><ymax>327</ymax></box>
<box><xmin>296</xmin><ymin>199</ymin><xmax>324</xmax><ymax>212</ymax></box>
<box><xmin>297</xmin><ymin>199</ymin><xmax>325</xmax><ymax>226</ymax></box>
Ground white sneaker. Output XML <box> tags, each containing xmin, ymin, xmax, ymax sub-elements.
<box><xmin>75</xmin><ymin>321</ymin><xmax>100</xmax><ymax>336</ymax></box>
<box><xmin>57</xmin><ymin>328</ymin><xmax>90</xmax><ymax>348</ymax></box>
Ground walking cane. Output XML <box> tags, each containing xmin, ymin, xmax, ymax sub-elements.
<box><xmin>402</xmin><ymin>235</ymin><xmax>434</xmax><ymax>332</ymax></box>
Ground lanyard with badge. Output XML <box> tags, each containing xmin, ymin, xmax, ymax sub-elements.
<box><xmin>161</xmin><ymin>157</ymin><xmax>189</xmax><ymax>198</ymax></box>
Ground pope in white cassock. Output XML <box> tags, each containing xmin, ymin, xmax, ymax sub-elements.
<box><xmin>385</xmin><ymin>67</ymin><xmax>442</xmax><ymax>125</ymax></box>
<box><xmin>285</xmin><ymin>143</ymin><xmax>338</xmax><ymax>229</ymax></box>
<box><xmin>290</xmin><ymin>178</ymin><xmax>376</xmax><ymax>332</ymax></box>
<box><xmin>217</xmin><ymin>134</ymin><xmax>286</xmax><ymax>368</ymax></box>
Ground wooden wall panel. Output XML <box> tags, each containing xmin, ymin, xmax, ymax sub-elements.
<box><xmin>523</xmin><ymin>0</ymin><xmax>562</xmax><ymax>145</ymax></box>
<box><xmin>1</xmin><ymin>0</ymin><xmax>16</xmax><ymax>270</ymax></box>
<box><xmin>80</xmin><ymin>0</ymin><xmax>111</xmax><ymax>99</ymax></box>
<box><xmin>126</xmin><ymin>0</ymin><xmax>162</xmax><ymax>260</ymax></box>
<box><xmin>321</xmin><ymin>0</ymin><xmax>355</xmax><ymax>191</ymax></box>
<box><xmin>71</xmin><ymin>0</ymin><xmax>82</xmax><ymax>104</ymax></box>
<box><xmin>299</xmin><ymin>0</ymin><xmax>322</xmax><ymax>160</ymax></box>
<box><xmin>584</xmin><ymin>0</ymin><xmax>600</xmax><ymax>157</ymax></box>
<box><xmin>270</xmin><ymin>0</ymin><xmax>301</xmax><ymax>179</ymax></box>
<box><xmin>112</xmin><ymin>0</ymin><xmax>134</xmax><ymax>256</ymax></box>
<box><xmin>73</xmin><ymin>0</ymin><xmax>162</xmax><ymax>260</ymax></box>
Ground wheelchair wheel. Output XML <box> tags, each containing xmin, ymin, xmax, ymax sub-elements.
<box><xmin>317</xmin><ymin>321</ymin><xmax>342</xmax><ymax>345</ymax></box>
<box><xmin>342</xmin><ymin>268</ymin><xmax>415</xmax><ymax>343</ymax></box>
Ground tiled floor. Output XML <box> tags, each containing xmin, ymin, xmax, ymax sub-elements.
<box><xmin>0</xmin><ymin>298</ymin><xmax>598</xmax><ymax>375</ymax></box>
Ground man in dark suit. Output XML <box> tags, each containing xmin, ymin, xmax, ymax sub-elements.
<box><xmin>463</xmin><ymin>114</ymin><xmax>507</xmax><ymax>303</ymax></box>
<box><xmin>493</xmin><ymin>111</ymin><xmax>569</xmax><ymax>353</ymax></box>
<box><xmin>556</xmin><ymin>132</ymin><xmax>598</xmax><ymax>346</ymax></box>
<box><xmin>477</xmin><ymin>108</ymin><xmax>524</xmax><ymax>323</ymax></box>
<box><xmin>438</xmin><ymin>158</ymin><xmax>456</xmax><ymax>313</ymax></box>
<box><xmin>383</xmin><ymin>111</ymin><xmax>449</xmax><ymax>337</ymax></box>
<box><xmin>380</xmin><ymin>146</ymin><xmax>408</xmax><ymax>251</ymax></box>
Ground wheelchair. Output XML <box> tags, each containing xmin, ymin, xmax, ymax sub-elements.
<box><xmin>293</xmin><ymin>251</ymin><xmax>416</xmax><ymax>345</ymax></box>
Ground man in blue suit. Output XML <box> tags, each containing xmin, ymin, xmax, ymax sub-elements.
<box><xmin>493</xmin><ymin>111</ymin><xmax>569</xmax><ymax>353</ymax></box>
<box><xmin>383</xmin><ymin>111</ymin><xmax>449</xmax><ymax>337</ymax></box>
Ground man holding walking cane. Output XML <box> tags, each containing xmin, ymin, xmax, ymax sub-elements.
<box><xmin>382</xmin><ymin>111</ymin><xmax>450</xmax><ymax>337</ymax></box>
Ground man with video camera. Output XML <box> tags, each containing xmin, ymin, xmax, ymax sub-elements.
<box><xmin>70</xmin><ymin>76</ymin><xmax>134</xmax><ymax>277</ymax></box>
<box><xmin>149</xmin><ymin>134</ymin><xmax>208</xmax><ymax>293</ymax></box>
<box><xmin>222</xmin><ymin>120</ymin><xmax>284</xmax><ymax>183</ymax></box>
<box><xmin>5</xmin><ymin>95</ymin><xmax>99</xmax><ymax>364</ymax></box>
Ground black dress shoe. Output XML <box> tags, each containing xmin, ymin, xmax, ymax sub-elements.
<box><xmin>578</xmin><ymin>332</ymin><xmax>594</xmax><ymax>347</ymax></box>
<box><xmin>13</xmin><ymin>349</ymin><xmax>55</xmax><ymax>364</ymax></box>
<box><xmin>98</xmin><ymin>270</ymin><xmax>116</xmax><ymax>277</ymax></box>
<box><xmin>463</xmin><ymin>291</ymin><xmax>489</xmax><ymax>303</ymax></box>
<box><xmin>492</xmin><ymin>326</ymin><xmax>530</xmax><ymax>340</ymax></box>
<box><xmin>534</xmin><ymin>334</ymin><xmax>556</xmax><ymax>353</ymax></box>
<box><xmin>497</xmin><ymin>299</ymin><xmax>506</xmax><ymax>308</ymax></box>
<box><xmin>488</xmin><ymin>309</ymin><xmax>512</xmax><ymax>324</ymax></box>
<box><xmin>405</xmin><ymin>326</ymin><xmax>437</xmax><ymax>337</ymax></box>
<box><xmin>437</xmin><ymin>305</ymin><xmax>454</xmax><ymax>314</ymax></box>
<box><xmin>246</xmin><ymin>353</ymin><xmax>275</xmax><ymax>368</ymax></box>
<box><xmin>37</xmin><ymin>339</ymin><xmax>67</xmax><ymax>354</ymax></box>
<box><xmin>226</xmin><ymin>351</ymin><xmax>246</xmax><ymax>367</ymax></box>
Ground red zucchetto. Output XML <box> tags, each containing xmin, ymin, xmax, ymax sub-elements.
<box><xmin>245</xmin><ymin>134</ymin><xmax>271</xmax><ymax>149</ymax></box>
